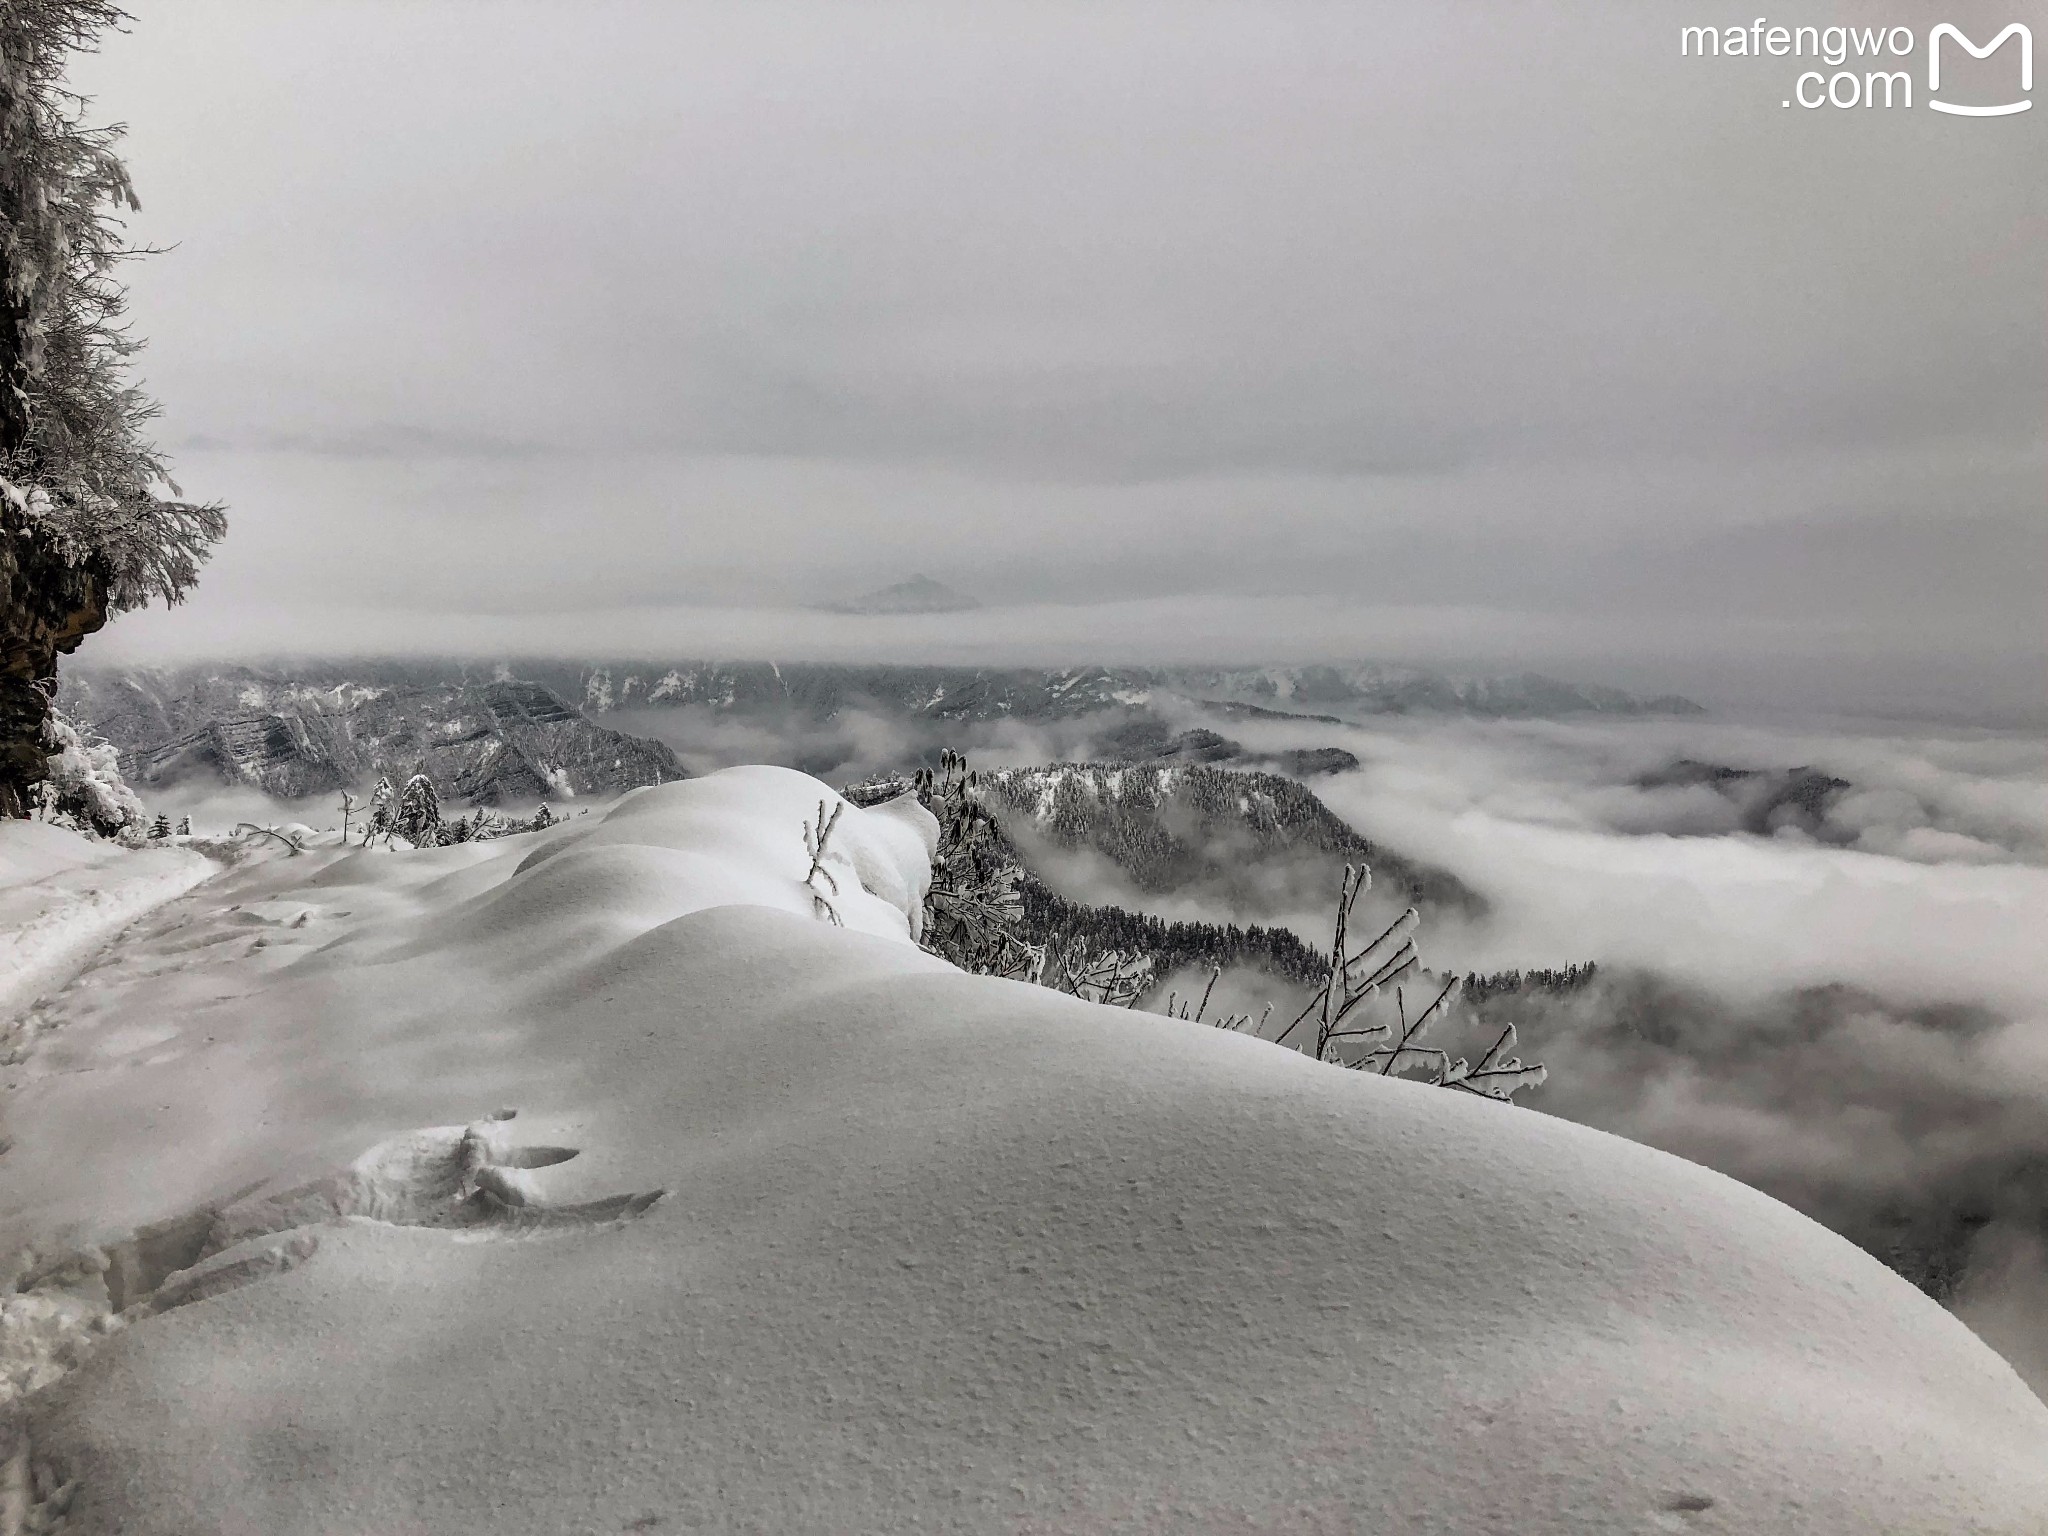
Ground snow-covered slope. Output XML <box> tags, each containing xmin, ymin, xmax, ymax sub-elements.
<box><xmin>3</xmin><ymin>769</ymin><xmax>2045</xmax><ymax>1533</ymax></box>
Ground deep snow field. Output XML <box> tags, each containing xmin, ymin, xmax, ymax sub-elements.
<box><xmin>4</xmin><ymin>766</ymin><xmax>2048</xmax><ymax>1532</ymax></box>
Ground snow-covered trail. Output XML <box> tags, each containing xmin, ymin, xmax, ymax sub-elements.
<box><xmin>0</xmin><ymin>832</ymin><xmax>365</xmax><ymax>1249</ymax></box>
<box><xmin>0</xmin><ymin>824</ymin><xmax>217</xmax><ymax>1042</ymax></box>
<box><xmin>4</xmin><ymin>773</ymin><xmax>2048</xmax><ymax>1533</ymax></box>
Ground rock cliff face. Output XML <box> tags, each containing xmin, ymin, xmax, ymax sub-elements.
<box><xmin>64</xmin><ymin>667</ymin><xmax>683</xmax><ymax>805</ymax></box>
<box><xmin>0</xmin><ymin>506</ymin><xmax>108</xmax><ymax>816</ymax></box>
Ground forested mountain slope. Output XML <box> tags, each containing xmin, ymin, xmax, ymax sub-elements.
<box><xmin>979</xmin><ymin>761</ymin><xmax>1481</xmax><ymax>917</ymax></box>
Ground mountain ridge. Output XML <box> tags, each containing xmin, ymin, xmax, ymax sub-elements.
<box><xmin>69</xmin><ymin>657</ymin><xmax>1703</xmax><ymax>724</ymax></box>
<box><xmin>62</xmin><ymin>666</ymin><xmax>682</xmax><ymax>804</ymax></box>
<box><xmin>560</xmin><ymin>659</ymin><xmax>1706</xmax><ymax>721</ymax></box>
<box><xmin>817</xmin><ymin>573</ymin><xmax>981</xmax><ymax>615</ymax></box>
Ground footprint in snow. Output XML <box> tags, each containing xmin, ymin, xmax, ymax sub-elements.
<box><xmin>211</xmin><ymin>1108</ymin><xmax>666</xmax><ymax>1248</ymax></box>
<box><xmin>29</xmin><ymin>1111</ymin><xmax>666</xmax><ymax>1328</ymax></box>
<box><xmin>2</xmin><ymin>1113</ymin><xmax>665</xmax><ymax>1520</ymax></box>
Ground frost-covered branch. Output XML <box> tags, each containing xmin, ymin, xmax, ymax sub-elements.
<box><xmin>1037</xmin><ymin>934</ymin><xmax>1152</xmax><ymax>1008</ymax></box>
<box><xmin>1270</xmin><ymin>863</ymin><xmax>1547</xmax><ymax>1103</ymax></box>
<box><xmin>1438</xmin><ymin>1023</ymin><xmax>1549</xmax><ymax>1101</ymax></box>
<box><xmin>1161</xmin><ymin>966</ymin><xmax>1268</xmax><ymax>1032</ymax></box>
<box><xmin>803</xmin><ymin>799</ymin><xmax>844</xmax><ymax>925</ymax></box>
<box><xmin>233</xmin><ymin>822</ymin><xmax>306</xmax><ymax>855</ymax></box>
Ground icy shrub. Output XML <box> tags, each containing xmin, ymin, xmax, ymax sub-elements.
<box><xmin>37</xmin><ymin>704</ymin><xmax>142</xmax><ymax>837</ymax></box>
<box><xmin>1271</xmin><ymin>865</ymin><xmax>1547</xmax><ymax>1101</ymax></box>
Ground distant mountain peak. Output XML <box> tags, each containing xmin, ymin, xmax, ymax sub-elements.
<box><xmin>822</xmin><ymin>574</ymin><xmax>980</xmax><ymax>616</ymax></box>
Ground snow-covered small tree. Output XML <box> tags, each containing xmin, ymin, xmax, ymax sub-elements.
<box><xmin>173</xmin><ymin>813</ymin><xmax>189</xmax><ymax>835</ymax></box>
<box><xmin>442</xmin><ymin>807</ymin><xmax>506</xmax><ymax>844</ymax></box>
<box><xmin>915</xmin><ymin>751</ymin><xmax>1036</xmax><ymax>977</ymax></box>
<box><xmin>392</xmin><ymin>773</ymin><xmax>441</xmax><ymax>848</ymax></box>
<box><xmin>364</xmin><ymin>775</ymin><xmax>396</xmax><ymax>844</ymax></box>
<box><xmin>35</xmin><ymin>701</ymin><xmax>140</xmax><ymax>835</ymax></box>
<box><xmin>530</xmin><ymin>802</ymin><xmax>554</xmax><ymax>831</ymax></box>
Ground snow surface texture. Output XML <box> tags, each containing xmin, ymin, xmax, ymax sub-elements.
<box><xmin>1</xmin><ymin>766</ymin><xmax>2045</xmax><ymax>1533</ymax></box>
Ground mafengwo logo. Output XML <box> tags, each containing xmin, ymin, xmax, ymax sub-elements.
<box><xmin>1680</xmin><ymin>20</ymin><xmax>2032</xmax><ymax>113</ymax></box>
<box><xmin>1929</xmin><ymin>23</ymin><xmax>2032</xmax><ymax>113</ymax></box>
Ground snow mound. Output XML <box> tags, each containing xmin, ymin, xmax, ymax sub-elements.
<box><xmin>515</xmin><ymin>766</ymin><xmax>937</xmax><ymax>944</ymax></box>
<box><xmin>3</xmin><ymin>770</ymin><xmax>2045</xmax><ymax>1532</ymax></box>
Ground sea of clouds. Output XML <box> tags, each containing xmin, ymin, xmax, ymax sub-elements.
<box><xmin>1270</xmin><ymin>711</ymin><xmax>2048</xmax><ymax>1392</ymax></box>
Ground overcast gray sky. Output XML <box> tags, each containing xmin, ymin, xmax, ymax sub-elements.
<box><xmin>74</xmin><ymin>0</ymin><xmax>2045</xmax><ymax>713</ymax></box>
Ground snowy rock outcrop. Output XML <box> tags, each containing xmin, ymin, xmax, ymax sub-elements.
<box><xmin>0</xmin><ymin>504</ymin><xmax>108</xmax><ymax>819</ymax></box>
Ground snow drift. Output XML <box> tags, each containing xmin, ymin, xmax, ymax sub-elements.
<box><xmin>2</xmin><ymin>767</ymin><xmax>2045</xmax><ymax>1532</ymax></box>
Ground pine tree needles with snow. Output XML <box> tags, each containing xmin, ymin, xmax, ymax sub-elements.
<box><xmin>1</xmin><ymin>1</ymin><xmax>224</xmax><ymax>610</ymax></box>
<box><xmin>393</xmin><ymin>773</ymin><xmax>442</xmax><ymax>848</ymax></box>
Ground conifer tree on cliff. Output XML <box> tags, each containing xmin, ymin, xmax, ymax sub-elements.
<box><xmin>1</xmin><ymin>2</ymin><xmax>224</xmax><ymax>816</ymax></box>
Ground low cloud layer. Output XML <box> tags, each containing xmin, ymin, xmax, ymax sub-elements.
<box><xmin>68</xmin><ymin>1</ymin><xmax>2048</xmax><ymax>715</ymax></box>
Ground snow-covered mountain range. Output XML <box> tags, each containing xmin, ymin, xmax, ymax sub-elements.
<box><xmin>61</xmin><ymin>668</ymin><xmax>682</xmax><ymax>804</ymax></box>
<box><xmin>59</xmin><ymin>658</ymin><xmax>1701</xmax><ymax>806</ymax></box>
<box><xmin>564</xmin><ymin>659</ymin><xmax>1704</xmax><ymax>721</ymax></box>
